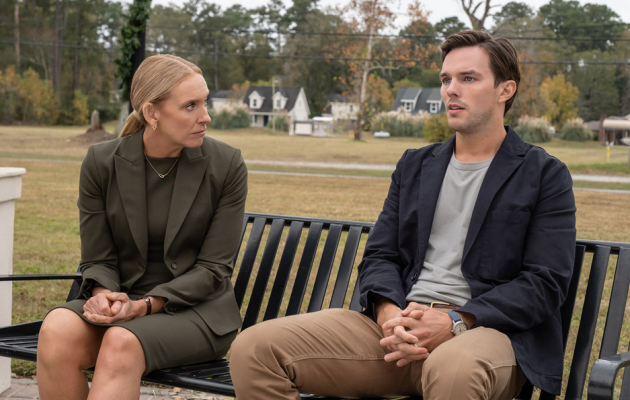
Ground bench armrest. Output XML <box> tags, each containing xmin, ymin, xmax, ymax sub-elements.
<box><xmin>588</xmin><ymin>351</ymin><xmax>630</xmax><ymax>399</ymax></box>
<box><xmin>0</xmin><ymin>274</ymin><xmax>81</xmax><ymax>282</ymax></box>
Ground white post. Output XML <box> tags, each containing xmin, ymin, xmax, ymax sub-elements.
<box><xmin>0</xmin><ymin>168</ymin><xmax>26</xmax><ymax>393</ymax></box>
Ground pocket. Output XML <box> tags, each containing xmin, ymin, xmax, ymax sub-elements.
<box><xmin>480</xmin><ymin>210</ymin><xmax>531</xmax><ymax>280</ymax></box>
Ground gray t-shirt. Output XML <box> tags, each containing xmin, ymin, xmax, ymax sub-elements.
<box><xmin>406</xmin><ymin>153</ymin><xmax>493</xmax><ymax>306</ymax></box>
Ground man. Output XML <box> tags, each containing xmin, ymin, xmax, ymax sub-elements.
<box><xmin>230</xmin><ymin>30</ymin><xmax>576</xmax><ymax>400</ymax></box>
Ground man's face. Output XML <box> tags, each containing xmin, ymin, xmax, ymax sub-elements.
<box><xmin>439</xmin><ymin>46</ymin><xmax>503</xmax><ymax>135</ymax></box>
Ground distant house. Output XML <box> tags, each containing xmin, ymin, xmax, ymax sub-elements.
<box><xmin>393</xmin><ymin>87</ymin><xmax>445</xmax><ymax>115</ymax></box>
<box><xmin>243</xmin><ymin>86</ymin><xmax>310</xmax><ymax>128</ymax></box>
<box><xmin>209</xmin><ymin>90</ymin><xmax>240</xmax><ymax>112</ymax></box>
<box><xmin>586</xmin><ymin>114</ymin><xmax>630</xmax><ymax>143</ymax></box>
<box><xmin>323</xmin><ymin>94</ymin><xmax>359</xmax><ymax>121</ymax></box>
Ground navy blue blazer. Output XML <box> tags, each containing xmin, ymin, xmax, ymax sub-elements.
<box><xmin>358</xmin><ymin>127</ymin><xmax>576</xmax><ymax>395</ymax></box>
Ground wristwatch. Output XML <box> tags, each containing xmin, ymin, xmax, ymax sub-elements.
<box><xmin>448</xmin><ymin>311</ymin><xmax>468</xmax><ymax>336</ymax></box>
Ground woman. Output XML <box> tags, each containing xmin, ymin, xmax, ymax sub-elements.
<box><xmin>37</xmin><ymin>54</ymin><xmax>247</xmax><ymax>400</ymax></box>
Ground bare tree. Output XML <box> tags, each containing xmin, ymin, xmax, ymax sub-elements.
<box><xmin>460</xmin><ymin>0</ymin><xmax>493</xmax><ymax>30</ymax></box>
<box><xmin>14</xmin><ymin>1</ymin><xmax>20</xmax><ymax>71</ymax></box>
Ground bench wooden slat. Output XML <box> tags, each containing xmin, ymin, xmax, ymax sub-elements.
<box><xmin>600</xmin><ymin>248</ymin><xmax>630</xmax><ymax>358</ymax></box>
<box><xmin>233</xmin><ymin>217</ymin><xmax>267</xmax><ymax>308</ymax></box>
<box><xmin>307</xmin><ymin>224</ymin><xmax>343</xmax><ymax>313</ymax></box>
<box><xmin>263</xmin><ymin>221</ymin><xmax>304</xmax><ymax>321</ymax></box>
<box><xmin>285</xmin><ymin>222</ymin><xmax>324</xmax><ymax>316</ymax></box>
<box><xmin>329</xmin><ymin>225</ymin><xmax>363</xmax><ymax>309</ymax></box>
<box><xmin>242</xmin><ymin>218</ymin><xmax>285</xmax><ymax>330</ymax></box>
<box><xmin>565</xmin><ymin>245</ymin><xmax>612</xmax><ymax>399</ymax></box>
<box><xmin>562</xmin><ymin>245</ymin><xmax>587</xmax><ymax>350</ymax></box>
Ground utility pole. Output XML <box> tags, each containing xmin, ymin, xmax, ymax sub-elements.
<box><xmin>14</xmin><ymin>1</ymin><xmax>20</xmax><ymax>71</ymax></box>
<box><xmin>272</xmin><ymin>77</ymin><xmax>276</xmax><ymax>135</ymax></box>
<box><xmin>214</xmin><ymin>33</ymin><xmax>219</xmax><ymax>90</ymax></box>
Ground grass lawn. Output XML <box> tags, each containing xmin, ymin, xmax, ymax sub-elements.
<box><xmin>1</xmin><ymin>125</ymin><xmax>630</xmax><ymax>397</ymax></box>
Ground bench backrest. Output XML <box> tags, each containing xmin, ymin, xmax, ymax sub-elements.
<box><xmin>234</xmin><ymin>213</ymin><xmax>630</xmax><ymax>400</ymax></box>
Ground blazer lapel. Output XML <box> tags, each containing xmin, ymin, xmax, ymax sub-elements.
<box><xmin>164</xmin><ymin>145</ymin><xmax>210</xmax><ymax>255</ymax></box>
<box><xmin>462</xmin><ymin>128</ymin><xmax>528</xmax><ymax>263</ymax></box>
<box><xmin>415</xmin><ymin>135</ymin><xmax>455</xmax><ymax>265</ymax></box>
<box><xmin>114</xmin><ymin>131</ymin><xmax>148</xmax><ymax>263</ymax></box>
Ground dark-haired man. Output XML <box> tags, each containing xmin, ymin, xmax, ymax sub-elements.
<box><xmin>230</xmin><ymin>30</ymin><xmax>576</xmax><ymax>400</ymax></box>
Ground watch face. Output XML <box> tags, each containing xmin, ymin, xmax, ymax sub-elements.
<box><xmin>453</xmin><ymin>321</ymin><xmax>467</xmax><ymax>336</ymax></box>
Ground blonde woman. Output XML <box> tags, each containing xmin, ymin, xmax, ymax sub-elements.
<box><xmin>36</xmin><ymin>55</ymin><xmax>247</xmax><ymax>400</ymax></box>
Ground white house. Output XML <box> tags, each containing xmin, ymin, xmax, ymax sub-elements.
<box><xmin>323</xmin><ymin>94</ymin><xmax>359</xmax><ymax>121</ymax></box>
<box><xmin>243</xmin><ymin>86</ymin><xmax>310</xmax><ymax>128</ymax></box>
<box><xmin>392</xmin><ymin>87</ymin><xmax>445</xmax><ymax>115</ymax></box>
<box><xmin>209</xmin><ymin>90</ymin><xmax>240</xmax><ymax>112</ymax></box>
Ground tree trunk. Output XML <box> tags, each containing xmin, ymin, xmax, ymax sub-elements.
<box><xmin>356</xmin><ymin>8</ymin><xmax>376</xmax><ymax>141</ymax></box>
<box><xmin>214</xmin><ymin>34</ymin><xmax>219</xmax><ymax>90</ymax></box>
<box><xmin>73</xmin><ymin>9</ymin><xmax>81</xmax><ymax>93</ymax></box>
<box><xmin>14</xmin><ymin>1</ymin><xmax>20</xmax><ymax>71</ymax></box>
<box><xmin>53</xmin><ymin>0</ymin><xmax>64</xmax><ymax>96</ymax></box>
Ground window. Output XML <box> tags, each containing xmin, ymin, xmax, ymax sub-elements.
<box><xmin>252</xmin><ymin>99</ymin><xmax>257</xmax><ymax>107</ymax></box>
<box><xmin>404</xmin><ymin>102</ymin><xmax>412</xmax><ymax>112</ymax></box>
<box><xmin>349</xmin><ymin>105</ymin><xmax>353</xmax><ymax>112</ymax></box>
<box><xmin>276</xmin><ymin>99</ymin><xmax>281</xmax><ymax>108</ymax></box>
<box><xmin>430</xmin><ymin>102</ymin><xmax>439</xmax><ymax>113</ymax></box>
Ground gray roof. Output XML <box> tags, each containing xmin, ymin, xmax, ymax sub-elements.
<box><xmin>398</xmin><ymin>87</ymin><xmax>422</xmax><ymax>101</ymax></box>
<box><xmin>393</xmin><ymin>87</ymin><xmax>445</xmax><ymax>115</ymax></box>
<box><xmin>243</xmin><ymin>86</ymin><xmax>303</xmax><ymax>113</ymax></box>
<box><xmin>210</xmin><ymin>90</ymin><xmax>232</xmax><ymax>99</ymax></box>
<box><xmin>328</xmin><ymin>93</ymin><xmax>352</xmax><ymax>103</ymax></box>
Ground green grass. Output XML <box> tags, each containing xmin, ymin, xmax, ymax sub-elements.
<box><xmin>573</xmin><ymin>180</ymin><xmax>630</xmax><ymax>191</ymax></box>
<box><xmin>569</xmin><ymin>162</ymin><xmax>630</xmax><ymax>176</ymax></box>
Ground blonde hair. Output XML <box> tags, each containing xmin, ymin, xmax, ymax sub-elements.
<box><xmin>119</xmin><ymin>54</ymin><xmax>203</xmax><ymax>137</ymax></box>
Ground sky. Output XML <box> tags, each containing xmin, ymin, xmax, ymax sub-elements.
<box><xmin>148</xmin><ymin>0</ymin><xmax>630</xmax><ymax>28</ymax></box>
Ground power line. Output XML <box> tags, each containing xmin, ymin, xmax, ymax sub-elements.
<box><xmin>2</xmin><ymin>38</ymin><xmax>629</xmax><ymax>66</ymax></box>
<box><xmin>145</xmin><ymin>25</ymin><xmax>630</xmax><ymax>42</ymax></box>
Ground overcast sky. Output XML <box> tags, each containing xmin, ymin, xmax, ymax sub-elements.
<box><xmin>148</xmin><ymin>0</ymin><xmax>630</xmax><ymax>27</ymax></box>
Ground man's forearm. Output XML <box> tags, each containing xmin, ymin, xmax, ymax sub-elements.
<box><xmin>375</xmin><ymin>296</ymin><xmax>402</xmax><ymax>327</ymax></box>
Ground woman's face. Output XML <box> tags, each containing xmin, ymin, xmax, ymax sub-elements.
<box><xmin>149</xmin><ymin>73</ymin><xmax>211</xmax><ymax>152</ymax></box>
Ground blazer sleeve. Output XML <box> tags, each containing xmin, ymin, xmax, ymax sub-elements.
<box><xmin>457</xmin><ymin>161</ymin><xmax>577</xmax><ymax>331</ymax></box>
<box><xmin>358</xmin><ymin>151</ymin><xmax>409</xmax><ymax>319</ymax></box>
<box><xmin>145</xmin><ymin>150</ymin><xmax>248</xmax><ymax>313</ymax></box>
<box><xmin>77</xmin><ymin>145</ymin><xmax>121</xmax><ymax>297</ymax></box>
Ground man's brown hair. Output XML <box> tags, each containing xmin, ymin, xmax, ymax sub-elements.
<box><xmin>440</xmin><ymin>30</ymin><xmax>520</xmax><ymax>115</ymax></box>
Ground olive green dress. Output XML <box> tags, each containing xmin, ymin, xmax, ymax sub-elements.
<box><xmin>57</xmin><ymin>156</ymin><xmax>236</xmax><ymax>374</ymax></box>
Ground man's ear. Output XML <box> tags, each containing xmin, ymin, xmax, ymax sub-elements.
<box><xmin>142</xmin><ymin>102</ymin><xmax>159</xmax><ymax>126</ymax></box>
<box><xmin>497</xmin><ymin>80</ymin><xmax>517</xmax><ymax>105</ymax></box>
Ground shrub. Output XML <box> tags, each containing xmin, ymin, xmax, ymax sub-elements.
<box><xmin>514</xmin><ymin>116</ymin><xmax>552</xmax><ymax>143</ymax></box>
<box><xmin>423</xmin><ymin>114</ymin><xmax>453</xmax><ymax>143</ymax></box>
<box><xmin>560</xmin><ymin>118</ymin><xmax>592</xmax><ymax>142</ymax></box>
<box><xmin>266</xmin><ymin>112</ymin><xmax>290</xmax><ymax>132</ymax></box>
<box><xmin>0</xmin><ymin>66</ymin><xmax>18</xmax><ymax>123</ymax></box>
<box><xmin>209</xmin><ymin>103</ymin><xmax>251</xmax><ymax>130</ymax></box>
<box><xmin>72</xmin><ymin>90</ymin><xmax>90</xmax><ymax>125</ymax></box>
<box><xmin>16</xmin><ymin>68</ymin><xmax>59</xmax><ymax>124</ymax></box>
<box><xmin>370</xmin><ymin>109</ymin><xmax>429</xmax><ymax>137</ymax></box>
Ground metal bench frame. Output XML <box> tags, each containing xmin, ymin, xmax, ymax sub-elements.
<box><xmin>1</xmin><ymin>212</ymin><xmax>629</xmax><ymax>400</ymax></box>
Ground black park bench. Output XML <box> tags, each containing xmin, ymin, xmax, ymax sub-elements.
<box><xmin>1</xmin><ymin>212</ymin><xmax>630</xmax><ymax>400</ymax></box>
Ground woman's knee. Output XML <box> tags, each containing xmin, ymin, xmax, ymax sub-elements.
<box><xmin>38</xmin><ymin>309</ymin><xmax>99</xmax><ymax>367</ymax></box>
<box><xmin>97</xmin><ymin>327</ymin><xmax>145</xmax><ymax>371</ymax></box>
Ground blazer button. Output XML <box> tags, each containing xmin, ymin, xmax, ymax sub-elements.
<box><xmin>171</xmin><ymin>262</ymin><xmax>178</xmax><ymax>270</ymax></box>
<box><xmin>411</xmin><ymin>273</ymin><xmax>418</xmax><ymax>281</ymax></box>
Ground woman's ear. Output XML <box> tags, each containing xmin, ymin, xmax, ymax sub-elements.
<box><xmin>142</xmin><ymin>103</ymin><xmax>159</xmax><ymax>127</ymax></box>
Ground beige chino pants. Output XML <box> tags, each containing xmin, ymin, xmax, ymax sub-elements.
<box><xmin>230</xmin><ymin>308</ymin><xmax>526</xmax><ymax>400</ymax></box>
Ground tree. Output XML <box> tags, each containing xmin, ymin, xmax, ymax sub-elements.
<box><xmin>434</xmin><ymin>17</ymin><xmax>468</xmax><ymax>40</ymax></box>
<box><xmin>540</xmin><ymin>74</ymin><xmax>578</xmax><ymax>129</ymax></box>
<box><xmin>115</xmin><ymin>0</ymin><xmax>152</xmax><ymax>103</ymax></box>
<box><xmin>539</xmin><ymin>0</ymin><xmax>627</xmax><ymax>52</ymax></box>
<box><xmin>325</xmin><ymin>0</ymin><xmax>436</xmax><ymax>139</ymax></box>
<box><xmin>572</xmin><ymin>50</ymin><xmax>621</xmax><ymax>121</ymax></box>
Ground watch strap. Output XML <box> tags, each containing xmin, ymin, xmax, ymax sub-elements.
<box><xmin>140</xmin><ymin>296</ymin><xmax>152</xmax><ymax>316</ymax></box>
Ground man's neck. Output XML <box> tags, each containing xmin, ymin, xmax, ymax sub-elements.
<box><xmin>453</xmin><ymin>123</ymin><xmax>507</xmax><ymax>163</ymax></box>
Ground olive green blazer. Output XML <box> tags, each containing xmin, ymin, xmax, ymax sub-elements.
<box><xmin>76</xmin><ymin>130</ymin><xmax>247</xmax><ymax>336</ymax></box>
